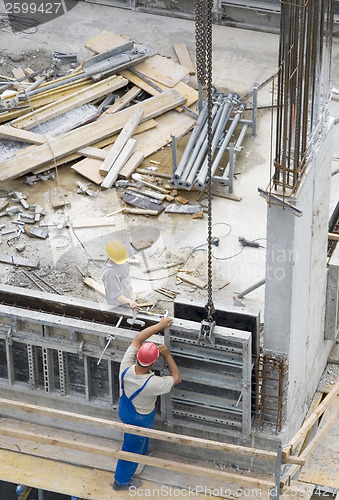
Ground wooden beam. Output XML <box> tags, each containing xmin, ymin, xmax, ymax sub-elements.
<box><xmin>0</xmin><ymin>89</ymin><xmax>186</xmax><ymax>181</ymax></box>
<box><xmin>0</xmin><ymin>125</ymin><xmax>45</xmax><ymax>144</ymax></box>
<box><xmin>101</xmin><ymin>139</ymin><xmax>136</xmax><ymax>189</ymax></box>
<box><xmin>283</xmin><ymin>407</ymin><xmax>339</xmax><ymax>481</ymax></box>
<box><xmin>284</xmin><ymin>379</ymin><xmax>339</xmax><ymax>455</ymax></box>
<box><xmin>118</xmin><ymin>151</ymin><xmax>145</xmax><ymax>179</ymax></box>
<box><xmin>177</xmin><ymin>272</ymin><xmax>207</xmax><ymax>289</ymax></box>
<box><xmin>11</xmin><ymin>75</ymin><xmax>128</xmax><ymax>130</ymax></box>
<box><xmin>0</xmin><ymin>423</ymin><xmax>276</xmax><ymax>490</ymax></box>
<box><xmin>173</xmin><ymin>43</ymin><xmax>195</xmax><ymax>74</ymax></box>
<box><xmin>83</xmin><ymin>277</ymin><xmax>105</xmax><ymax>296</ymax></box>
<box><xmin>0</xmin><ymin>397</ymin><xmax>304</xmax><ymax>466</ymax></box>
<box><xmin>102</xmin><ymin>85</ymin><xmax>142</xmax><ymax>115</ymax></box>
<box><xmin>99</xmin><ymin>108</ymin><xmax>144</xmax><ymax>176</ymax></box>
<box><xmin>71</xmin><ymin>217</ymin><xmax>116</xmax><ymax>229</ymax></box>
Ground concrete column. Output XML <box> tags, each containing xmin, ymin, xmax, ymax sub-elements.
<box><xmin>264</xmin><ymin>122</ymin><xmax>335</xmax><ymax>440</ymax></box>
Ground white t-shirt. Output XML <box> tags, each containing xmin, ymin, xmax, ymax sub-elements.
<box><xmin>102</xmin><ymin>259</ymin><xmax>133</xmax><ymax>306</ymax></box>
<box><xmin>119</xmin><ymin>346</ymin><xmax>174</xmax><ymax>415</ymax></box>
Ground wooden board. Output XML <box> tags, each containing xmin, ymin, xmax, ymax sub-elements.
<box><xmin>11</xmin><ymin>75</ymin><xmax>128</xmax><ymax>130</ymax></box>
<box><xmin>72</xmin><ymin>109</ymin><xmax>195</xmax><ymax>185</ymax></box>
<box><xmin>83</xmin><ymin>277</ymin><xmax>105</xmax><ymax>295</ymax></box>
<box><xmin>121</xmin><ymin>68</ymin><xmax>198</xmax><ymax>109</ymax></box>
<box><xmin>102</xmin><ymin>85</ymin><xmax>142</xmax><ymax>115</ymax></box>
<box><xmin>101</xmin><ymin>138</ymin><xmax>136</xmax><ymax>189</ymax></box>
<box><xmin>0</xmin><ymin>125</ymin><xmax>46</xmax><ymax>144</ymax></box>
<box><xmin>0</xmin><ymin>89</ymin><xmax>186</xmax><ymax>182</ymax></box>
<box><xmin>174</xmin><ymin>43</ymin><xmax>195</xmax><ymax>74</ymax></box>
<box><xmin>0</xmin><ymin>253</ymin><xmax>39</xmax><ymax>268</ymax></box>
<box><xmin>100</xmin><ymin>108</ymin><xmax>144</xmax><ymax>176</ymax></box>
<box><xmin>72</xmin><ymin>217</ymin><xmax>116</xmax><ymax>229</ymax></box>
<box><xmin>177</xmin><ymin>272</ymin><xmax>207</xmax><ymax>289</ymax></box>
<box><xmin>298</xmin><ymin>399</ymin><xmax>339</xmax><ymax>488</ymax></box>
<box><xmin>118</xmin><ymin>151</ymin><xmax>145</xmax><ymax>179</ymax></box>
<box><xmin>85</xmin><ymin>30</ymin><xmax>132</xmax><ymax>54</ymax></box>
<box><xmin>133</xmin><ymin>54</ymin><xmax>189</xmax><ymax>88</ymax></box>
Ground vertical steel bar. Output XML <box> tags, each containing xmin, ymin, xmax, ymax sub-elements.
<box><xmin>252</xmin><ymin>82</ymin><xmax>259</xmax><ymax>137</ymax></box>
<box><xmin>228</xmin><ymin>142</ymin><xmax>235</xmax><ymax>194</ymax></box>
<box><xmin>171</xmin><ymin>134</ymin><xmax>177</xmax><ymax>174</ymax></box>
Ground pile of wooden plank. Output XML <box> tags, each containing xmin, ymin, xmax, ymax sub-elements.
<box><xmin>0</xmin><ymin>30</ymin><xmax>199</xmax><ymax>195</ymax></box>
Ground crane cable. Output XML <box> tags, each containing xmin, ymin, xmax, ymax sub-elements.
<box><xmin>195</xmin><ymin>0</ymin><xmax>215</xmax><ymax>324</ymax></box>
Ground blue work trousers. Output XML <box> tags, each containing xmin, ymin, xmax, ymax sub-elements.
<box><xmin>114</xmin><ymin>368</ymin><xmax>155</xmax><ymax>486</ymax></box>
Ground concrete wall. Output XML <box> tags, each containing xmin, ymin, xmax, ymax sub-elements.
<box><xmin>264</xmin><ymin>122</ymin><xmax>335</xmax><ymax>442</ymax></box>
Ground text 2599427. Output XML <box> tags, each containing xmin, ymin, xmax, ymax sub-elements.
<box><xmin>5</xmin><ymin>2</ymin><xmax>63</xmax><ymax>15</ymax></box>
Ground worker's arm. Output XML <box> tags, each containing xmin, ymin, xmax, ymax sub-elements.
<box><xmin>130</xmin><ymin>317</ymin><xmax>172</xmax><ymax>349</ymax></box>
<box><xmin>116</xmin><ymin>294</ymin><xmax>139</xmax><ymax>310</ymax></box>
<box><xmin>159</xmin><ymin>345</ymin><xmax>182</xmax><ymax>386</ymax></box>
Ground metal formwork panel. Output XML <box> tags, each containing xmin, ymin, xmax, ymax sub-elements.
<box><xmin>0</xmin><ymin>301</ymin><xmax>251</xmax><ymax>437</ymax></box>
<box><xmin>165</xmin><ymin>320</ymin><xmax>252</xmax><ymax>437</ymax></box>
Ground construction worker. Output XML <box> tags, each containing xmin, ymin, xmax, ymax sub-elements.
<box><xmin>102</xmin><ymin>239</ymin><xmax>139</xmax><ymax>310</ymax></box>
<box><xmin>113</xmin><ymin>316</ymin><xmax>181</xmax><ymax>491</ymax></box>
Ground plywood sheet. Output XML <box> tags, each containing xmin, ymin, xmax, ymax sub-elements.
<box><xmin>174</xmin><ymin>43</ymin><xmax>195</xmax><ymax>74</ymax></box>
<box><xmin>85</xmin><ymin>30</ymin><xmax>132</xmax><ymax>54</ymax></box>
<box><xmin>133</xmin><ymin>54</ymin><xmax>189</xmax><ymax>88</ymax></box>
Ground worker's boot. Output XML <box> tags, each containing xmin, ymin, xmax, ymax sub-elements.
<box><xmin>112</xmin><ymin>477</ymin><xmax>142</xmax><ymax>490</ymax></box>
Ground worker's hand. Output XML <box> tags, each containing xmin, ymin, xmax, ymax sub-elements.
<box><xmin>129</xmin><ymin>300</ymin><xmax>140</xmax><ymax>311</ymax></box>
<box><xmin>158</xmin><ymin>316</ymin><xmax>172</xmax><ymax>330</ymax></box>
<box><xmin>158</xmin><ymin>344</ymin><xmax>170</xmax><ymax>358</ymax></box>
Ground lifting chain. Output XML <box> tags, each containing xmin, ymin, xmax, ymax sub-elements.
<box><xmin>195</xmin><ymin>0</ymin><xmax>215</xmax><ymax>341</ymax></box>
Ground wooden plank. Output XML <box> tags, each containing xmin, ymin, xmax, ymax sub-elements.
<box><xmin>0</xmin><ymin>253</ymin><xmax>39</xmax><ymax>268</ymax></box>
<box><xmin>0</xmin><ymin>423</ymin><xmax>276</xmax><ymax>490</ymax></box>
<box><xmin>101</xmin><ymin>139</ymin><xmax>136</xmax><ymax>189</ymax></box>
<box><xmin>85</xmin><ymin>30</ymin><xmax>132</xmax><ymax>54</ymax></box>
<box><xmin>72</xmin><ymin>110</ymin><xmax>194</xmax><ymax>184</ymax></box>
<box><xmin>285</xmin><ymin>379</ymin><xmax>339</xmax><ymax>455</ymax></box>
<box><xmin>83</xmin><ymin>277</ymin><xmax>105</xmax><ymax>296</ymax></box>
<box><xmin>12</xmin><ymin>67</ymin><xmax>26</xmax><ymax>80</ymax></box>
<box><xmin>133</xmin><ymin>54</ymin><xmax>189</xmax><ymax>88</ymax></box>
<box><xmin>102</xmin><ymin>85</ymin><xmax>142</xmax><ymax>115</ymax></box>
<box><xmin>0</xmin><ymin>89</ymin><xmax>186</xmax><ymax>182</ymax></box>
<box><xmin>118</xmin><ymin>151</ymin><xmax>145</xmax><ymax>179</ymax></box>
<box><xmin>0</xmin><ymin>397</ymin><xmax>303</xmax><ymax>465</ymax></box>
<box><xmin>177</xmin><ymin>272</ymin><xmax>207</xmax><ymax>289</ymax></box>
<box><xmin>99</xmin><ymin>108</ymin><xmax>144</xmax><ymax>176</ymax></box>
<box><xmin>121</xmin><ymin>68</ymin><xmax>198</xmax><ymax>109</ymax></box>
<box><xmin>72</xmin><ymin>217</ymin><xmax>116</xmax><ymax>229</ymax></box>
<box><xmin>0</xmin><ymin>125</ymin><xmax>45</xmax><ymax>144</ymax></box>
<box><xmin>11</xmin><ymin>75</ymin><xmax>128</xmax><ymax>130</ymax></box>
<box><xmin>174</xmin><ymin>43</ymin><xmax>195</xmax><ymax>74</ymax></box>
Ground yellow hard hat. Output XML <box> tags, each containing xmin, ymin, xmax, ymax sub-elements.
<box><xmin>105</xmin><ymin>239</ymin><xmax>129</xmax><ymax>264</ymax></box>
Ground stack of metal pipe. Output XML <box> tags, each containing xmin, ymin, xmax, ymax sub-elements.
<box><xmin>170</xmin><ymin>91</ymin><xmax>246</xmax><ymax>190</ymax></box>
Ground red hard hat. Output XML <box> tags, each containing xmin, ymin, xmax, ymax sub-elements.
<box><xmin>137</xmin><ymin>342</ymin><xmax>159</xmax><ymax>366</ymax></box>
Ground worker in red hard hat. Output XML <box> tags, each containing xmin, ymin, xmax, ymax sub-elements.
<box><xmin>102</xmin><ymin>239</ymin><xmax>139</xmax><ymax>310</ymax></box>
<box><xmin>113</xmin><ymin>316</ymin><xmax>181</xmax><ymax>491</ymax></box>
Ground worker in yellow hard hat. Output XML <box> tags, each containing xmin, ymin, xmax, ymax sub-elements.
<box><xmin>102</xmin><ymin>239</ymin><xmax>139</xmax><ymax>310</ymax></box>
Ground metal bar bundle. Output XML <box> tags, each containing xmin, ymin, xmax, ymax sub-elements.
<box><xmin>170</xmin><ymin>92</ymin><xmax>246</xmax><ymax>190</ymax></box>
<box><xmin>273</xmin><ymin>0</ymin><xmax>335</xmax><ymax>196</ymax></box>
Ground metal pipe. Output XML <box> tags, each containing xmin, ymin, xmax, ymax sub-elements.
<box><xmin>215</xmin><ymin>123</ymin><xmax>249</xmax><ymax>185</ymax></box>
<box><xmin>171</xmin><ymin>134</ymin><xmax>177</xmax><ymax>174</ymax></box>
<box><xmin>237</xmin><ymin>278</ymin><xmax>265</xmax><ymax>299</ymax></box>
<box><xmin>184</xmin><ymin>105</ymin><xmax>223</xmax><ymax>188</ymax></box>
<box><xmin>193</xmin><ymin>97</ymin><xmax>233</xmax><ymax>184</ymax></box>
<box><xmin>228</xmin><ymin>142</ymin><xmax>235</xmax><ymax>193</ymax></box>
<box><xmin>195</xmin><ymin>103</ymin><xmax>246</xmax><ymax>188</ymax></box>
<box><xmin>178</xmin><ymin>104</ymin><xmax>218</xmax><ymax>186</ymax></box>
<box><xmin>172</xmin><ymin>99</ymin><xmax>208</xmax><ymax>179</ymax></box>
<box><xmin>252</xmin><ymin>82</ymin><xmax>259</xmax><ymax>137</ymax></box>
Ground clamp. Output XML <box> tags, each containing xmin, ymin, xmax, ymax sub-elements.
<box><xmin>198</xmin><ymin>318</ymin><xmax>216</xmax><ymax>345</ymax></box>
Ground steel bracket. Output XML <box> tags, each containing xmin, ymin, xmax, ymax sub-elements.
<box><xmin>6</xmin><ymin>326</ymin><xmax>13</xmax><ymax>345</ymax></box>
<box><xmin>198</xmin><ymin>319</ymin><xmax>216</xmax><ymax>345</ymax></box>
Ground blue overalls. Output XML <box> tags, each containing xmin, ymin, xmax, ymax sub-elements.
<box><xmin>114</xmin><ymin>367</ymin><xmax>155</xmax><ymax>486</ymax></box>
